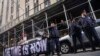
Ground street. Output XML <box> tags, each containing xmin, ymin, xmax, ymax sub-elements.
<box><xmin>40</xmin><ymin>51</ymin><xmax>100</xmax><ymax>56</ymax></box>
<box><xmin>58</xmin><ymin>51</ymin><xmax>100</xmax><ymax>56</ymax></box>
<box><xmin>39</xmin><ymin>48</ymin><xmax>100</xmax><ymax>56</ymax></box>
<box><xmin>54</xmin><ymin>48</ymin><xmax>100</xmax><ymax>56</ymax></box>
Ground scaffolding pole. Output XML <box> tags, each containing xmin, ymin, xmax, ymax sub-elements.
<box><xmin>45</xmin><ymin>12</ymin><xmax>49</xmax><ymax>36</ymax></box>
<box><xmin>14</xmin><ymin>28</ymin><xmax>17</xmax><ymax>46</ymax></box>
<box><xmin>3</xmin><ymin>34</ymin><xmax>5</xmax><ymax>56</ymax></box>
<box><xmin>62</xmin><ymin>4</ymin><xmax>69</xmax><ymax>29</ymax></box>
<box><xmin>22</xmin><ymin>23</ymin><xmax>25</xmax><ymax>38</ymax></box>
<box><xmin>7</xmin><ymin>31</ymin><xmax>10</xmax><ymax>47</ymax></box>
<box><xmin>31</xmin><ymin>19</ymin><xmax>35</xmax><ymax>38</ymax></box>
<box><xmin>88</xmin><ymin>0</ymin><xmax>96</xmax><ymax>20</ymax></box>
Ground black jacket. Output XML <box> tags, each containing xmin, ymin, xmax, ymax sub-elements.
<box><xmin>49</xmin><ymin>26</ymin><xmax>60</xmax><ymax>38</ymax></box>
<box><xmin>69</xmin><ymin>21</ymin><xmax>82</xmax><ymax>36</ymax></box>
<box><xmin>79</xmin><ymin>15</ymin><xmax>96</xmax><ymax>28</ymax></box>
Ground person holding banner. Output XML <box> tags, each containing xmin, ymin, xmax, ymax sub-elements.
<box><xmin>34</xmin><ymin>30</ymin><xmax>49</xmax><ymax>56</ymax></box>
<box><xmin>49</xmin><ymin>23</ymin><xmax>61</xmax><ymax>56</ymax></box>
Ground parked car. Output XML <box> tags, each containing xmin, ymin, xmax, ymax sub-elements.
<box><xmin>60</xmin><ymin>19</ymin><xmax>100</xmax><ymax>54</ymax></box>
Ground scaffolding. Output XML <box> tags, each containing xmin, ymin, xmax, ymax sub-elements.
<box><xmin>0</xmin><ymin>0</ymin><xmax>100</xmax><ymax>56</ymax></box>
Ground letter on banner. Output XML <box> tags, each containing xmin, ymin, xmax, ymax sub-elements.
<box><xmin>40</xmin><ymin>39</ymin><xmax>47</xmax><ymax>52</ymax></box>
<box><xmin>4</xmin><ymin>48</ymin><xmax>11</xmax><ymax>56</ymax></box>
<box><xmin>10</xmin><ymin>47</ymin><xmax>15</xmax><ymax>56</ymax></box>
<box><xmin>30</xmin><ymin>43</ymin><xmax>36</xmax><ymax>54</ymax></box>
<box><xmin>14</xmin><ymin>46</ymin><xmax>22</xmax><ymax>56</ymax></box>
<box><xmin>22</xmin><ymin>45</ymin><xmax>29</xmax><ymax>55</ymax></box>
<box><xmin>35</xmin><ymin>41</ymin><xmax>41</xmax><ymax>53</ymax></box>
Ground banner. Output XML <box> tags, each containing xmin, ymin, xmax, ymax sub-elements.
<box><xmin>4</xmin><ymin>39</ymin><xmax>47</xmax><ymax>56</ymax></box>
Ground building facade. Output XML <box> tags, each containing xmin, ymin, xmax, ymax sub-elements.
<box><xmin>0</xmin><ymin>0</ymin><xmax>100</xmax><ymax>56</ymax></box>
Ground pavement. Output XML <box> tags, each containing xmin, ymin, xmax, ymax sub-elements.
<box><xmin>40</xmin><ymin>48</ymin><xmax>100</xmax><ymax>56</ymax></box>
<box><xmin>54</xmin><ymin>48</ymin><xmax>100</xmax><ymax>56</ymax></box>
<box><xmin>57</xmin><ymin>51</ymin><xmax>100</xmax><ymax>56</ymax></box>
<box><xmin>40</xmin><ymin>50</ymin><xmax>100</xmax><ymax>56</ymax></box>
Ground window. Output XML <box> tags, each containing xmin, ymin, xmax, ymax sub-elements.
<box><xmin>25</xmin><ymin>0</ymin><xmax>29</xmax><ymax>3</ymax></box>
<box><xmin>96</xmin><ymin>19</ymin><xmax>100</xmax><ymax>27</ymax></box>
<box><xmin>34</xmin><ymin>0</ymin><xmax>39</xmax><ymax>13</ymax></box>
<box><xmin>0</xmin><ymin>16</ymin><xmax>2</xmax><ymax>26</ymax></box>
<box><xmin>57</xmin><ymin>0</ymin><xmax>60</xmax><ymax>1</ymax></box>
<box><xmin>27</xmin><ymin>6</ymin><xmax>29</xmax><ymax>16</ymax></box>
<box><xmin>10</xmin><ymin>15</ymin><xmax>13</xmax><ymax>20</ymax></box>
<box><xmin>11</xmin><ymin>0</ymin><xmax>14</xmax><ymax>14</ymax></box>
<box><xmin>25</xmin><ymin>6</ymin><xmax>29</xmax><ymax>17</ymax></box>
<box><xmin>11</xmin><ymin>0</ymin><xmax>14</xmax><ymax>6</ymax></box>
<box><xmin>11</xmin><ymin>6</ymin><xmax>14</xmax><ymax>13</ymax></box>
<box><xmin>44</xmin><ymin>0</ymin><xmax>51</xmax><ymax>7</ymax></box>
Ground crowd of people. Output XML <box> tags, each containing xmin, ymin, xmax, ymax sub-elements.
<box><xmin>40</xmin><ymin>10</ymin><xmax>100</xmax><ymax>56</ymax></box>
<box><xmin>69</xmin><ymin>10</ymin><xmax>100</xmax><ymax>53</ymax></box>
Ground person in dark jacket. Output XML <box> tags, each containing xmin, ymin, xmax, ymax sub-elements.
<box><xmin>49</xmin><ymin>23</ymin><xmax>61</xmax><ymax>56</ymax></box>
<box><xmin>79</xmin><ymin>10</ymin><xmax>100</xmax><ymax>51</ymax></box>
<box><xmin>60</xmin><ymin>20</ymin><xmax>67</xmax><ymax>30</ymax></box>
<box><xmin>69</xmin><ymin>18</ymin><xmax>86</xmax><ymax>53</ymax></box>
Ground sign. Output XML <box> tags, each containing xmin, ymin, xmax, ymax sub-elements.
<box><xmin>4</xmin><ymin>39</ymin><xmax>47</xmax><ymax>56</ymax></box>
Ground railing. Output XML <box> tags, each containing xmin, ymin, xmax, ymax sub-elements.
<box><xmin>0</xmin><ymin>0</ymin><xmax>63</xmax><ymax>34</ymax></box>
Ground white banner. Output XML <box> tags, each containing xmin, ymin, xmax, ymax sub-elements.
<box><xmin>4</xmin><ymin>39</ymin><xmax>47</xmax><ymax>56</ymax></box>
